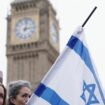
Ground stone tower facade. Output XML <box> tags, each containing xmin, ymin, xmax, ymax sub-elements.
<box><xmin>6</xmin><ymin>0</ymin><xmax>59</xmax><ymax>89</ymax></box>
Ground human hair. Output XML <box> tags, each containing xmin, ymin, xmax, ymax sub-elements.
<box><xmin>7</xmin><ymin>80</ymin><xmax>31</xmax><ymax>105</ymax></box>
<box><xmin>0</xmin><ymin>83</ymin><xmax>6</xmax><ymax>105</ymax></box>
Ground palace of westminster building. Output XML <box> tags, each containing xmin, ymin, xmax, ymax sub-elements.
<box><xmin>6</xmin><ymin>0</ymin><xmax>59</xmax><ymax>89</ymax></box>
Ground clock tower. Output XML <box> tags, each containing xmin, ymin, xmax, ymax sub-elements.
<box><xmin>6</xmin><ymin>0</ymin><xmax>59</xmax><ymax>89</ymax></box>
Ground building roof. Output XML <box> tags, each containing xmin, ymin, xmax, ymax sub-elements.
<box><xmin>12</xmin><ymin>0</ymin><xmax>33</xmax><ymax>4</ymax></box>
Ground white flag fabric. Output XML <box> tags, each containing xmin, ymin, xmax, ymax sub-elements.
<box><xmin>27</xmin><ymin>26</ymin><xmax>105</xmax><ymax>105</ymax></box>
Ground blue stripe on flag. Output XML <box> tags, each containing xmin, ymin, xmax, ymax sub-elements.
<box><xmin>35</xmin><ymin>83</ymin><xmax>69</xmax><ymax>105</ymax></box>
<box><xmin>67</xmin><ymin>35</ymin><xmax>105</xmax><ymax>104</ymax></box>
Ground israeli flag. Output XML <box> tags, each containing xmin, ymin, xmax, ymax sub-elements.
<box><xmin>27</xmin><ymin>26</ymin><xmax>105</xmax><ymax>105</ymax></box>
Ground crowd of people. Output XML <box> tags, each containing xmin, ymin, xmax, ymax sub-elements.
<box><xmin>0</xmin><ymin>80</ymin><xmax>32</xmax><ymax>105</ymax></box>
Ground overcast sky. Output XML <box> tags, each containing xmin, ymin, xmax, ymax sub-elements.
<box><xmin>0</xmin><ymin>0</ymin><xmax>105</xmax><ymax>89</ymax></box>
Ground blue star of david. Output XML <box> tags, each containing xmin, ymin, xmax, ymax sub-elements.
<box><xmin>81</xmin><ymin>81</ymin><xmax>99</xmax><ymax>105</ymax></box>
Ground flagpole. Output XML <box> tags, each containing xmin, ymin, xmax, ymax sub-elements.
<box><xmin>82</xmin><ymin>6</ymin><xmax>97</xmax><ymax>27</ymax></box>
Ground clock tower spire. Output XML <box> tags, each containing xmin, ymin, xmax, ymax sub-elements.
<box><xmin>6</xmin><ymin>0</ymin><xmax>59</xmax><ymax>89</ymax></box>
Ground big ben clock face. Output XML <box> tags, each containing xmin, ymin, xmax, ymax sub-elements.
<box><xmin>15</xmin><ymin>18</ymin><xmax>35</xmax><ymax>39</ymax></box>
<box><xmin>49</xmin><ymin>18</ymin><xmax>59</xmax><ymax>51</ymax></box>
<box><xmin>50</xmin><ymin>23</ymin><xmax>58</xmax><ymax>43</ymax></box>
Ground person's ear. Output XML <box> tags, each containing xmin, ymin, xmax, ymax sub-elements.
<box><xmin>10</xmin><ymin>97</ymin><xmax>16</xmax><ymax>105</ymax></box>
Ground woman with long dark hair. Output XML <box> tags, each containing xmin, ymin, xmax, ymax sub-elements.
<box><xmin>0</xmin><ymin>83</ymin><xmax>6</xmax><ymax>105</ymax></box>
